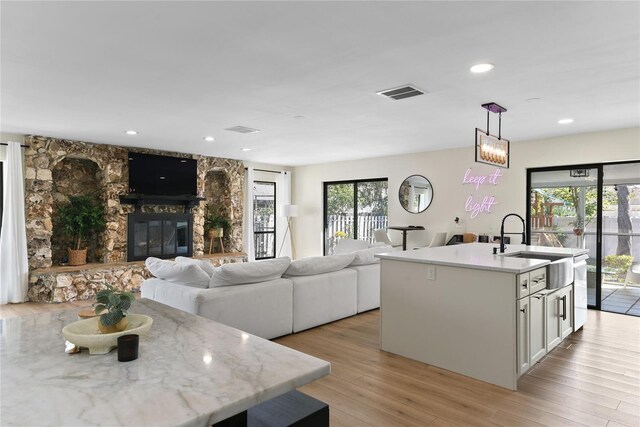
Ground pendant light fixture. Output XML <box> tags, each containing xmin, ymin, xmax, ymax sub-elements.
<box><xmin>475</xmin><ymin>102</ymin><xmax>510</xmax><ymax>168</ymax></box>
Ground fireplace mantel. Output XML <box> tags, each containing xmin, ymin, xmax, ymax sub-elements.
<box><xmin>119</xmin><ymin>194</ymin><xmax>205</xmax><ymax>212</ymax></box>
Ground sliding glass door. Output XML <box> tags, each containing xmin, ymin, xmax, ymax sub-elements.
<box><xmin>528</xmin><ymin>160</ymin><xmax>639</xmax><ymax>315</ymax></box>
<box><xmin>253</xmin><ymin>181</ymin><xmax>276</xmax><ymax>260</ymax></box>
<box><xmin>600</xmin><ymin>163</ymin><xmax>640</xmax><ymax>315</ymax></box>
<box><xmin>323</xmin><ymin>178</ymin><xmax>388</xmax><ymax>255</ymax></box>
<box><xmin>529</xmin><ymin>167</ymin><xmax>600</xmax><ymax>306</ymax></box>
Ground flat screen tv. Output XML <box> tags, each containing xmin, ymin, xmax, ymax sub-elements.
<box><xmin>128</xmin><ymin>152</ymin><xmax>197</xmax><ymax>197</ymax></box>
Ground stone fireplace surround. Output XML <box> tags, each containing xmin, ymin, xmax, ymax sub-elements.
<box><xmin>24</xmin><ymin>135</ymin><xmax>246</xmax><ymax>302</ymax></box>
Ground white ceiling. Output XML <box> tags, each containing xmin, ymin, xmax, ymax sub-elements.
<box><xmin>1</xmin><ymin>1</ymin><xmax>639</xmax><ymax>166</ymax></box>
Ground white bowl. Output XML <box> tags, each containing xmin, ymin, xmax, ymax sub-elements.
<box><xmin>62</xmin><ymin>314</ymin><xmax>153</xmax><ymax>355</ymax></box>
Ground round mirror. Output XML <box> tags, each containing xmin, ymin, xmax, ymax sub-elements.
<box><xmin>399</xmin><ymin>175</ymin><xmax>433</xmax><ymax>213</ymax></box>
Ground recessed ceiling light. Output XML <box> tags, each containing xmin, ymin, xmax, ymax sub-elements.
<box><xmin>203</xmin><ymin>136</ymin><xmax>215</xmax><ymax>142</ymax></box>
<box><xmin>242</xmin><ymin>148</ymin><xmax>252</xmax><ymax>152</ymax></box>
<box><xmin>470</xmin><ymin>63</ymin><xmax>494</xmax><ymax>73</ymax></box>
<box><xmin>293</xmin><ymin>115</ymin><xmax>305</xmax><ymax>119</ymax></box>
<box><xmin>125</xmin><ymin>130</ymin><xmax>138</xmax><ymax>135</ymax></box>
<box><xmin>525</xmin><ymin>97</ymin><xmax>541</xmax><ymax>102</ymax></box>
<box><xmin>558</xmin><ymin>118</ymin><xmax>574</xmax><ymax>124</ymax></box>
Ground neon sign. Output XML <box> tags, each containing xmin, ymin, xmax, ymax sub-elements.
<box><xmin>462</xmin><ymin>168</ymin><xmax>502</xmax><ymax>218</ymax></box>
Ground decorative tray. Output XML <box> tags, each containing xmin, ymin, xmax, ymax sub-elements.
<box><xmin>62</xmin><ymin>314</ymin><xmax>153</xmax><ymax>355</ymax></box>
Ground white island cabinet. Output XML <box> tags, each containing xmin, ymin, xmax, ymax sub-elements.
<box><xmin>377</xmin><ymin>243</ymin><xmax>587</xmax><ymax>390</ymax></box>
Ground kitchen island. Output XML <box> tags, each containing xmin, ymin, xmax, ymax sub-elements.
<box><xmin>377</xmin><ymin>243</ymin><xmax>588</xmax><ymax>390</ymax></box>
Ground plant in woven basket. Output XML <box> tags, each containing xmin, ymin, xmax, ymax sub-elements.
<box><xmin>57</xmin><ymin>195</ymin><xmax>106</xmax><ymax>265</ymax></box>
<box><xmin>93</xmin><ymin>285</ymin><xmax>135</xmax><ymax>333</ymax></box>
<box><xmin>204</xmin><ymin>206</ymin><xmax>231</xmax><ymax>238</ymax></box>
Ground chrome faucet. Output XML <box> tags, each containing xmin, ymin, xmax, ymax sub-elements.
<box><xmin>498</xmin><ymin>213</ymin><xmax>527</xmax><ymax>253</ymax></box>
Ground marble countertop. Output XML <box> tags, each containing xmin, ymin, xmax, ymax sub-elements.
<box><xmin>376</xmin><ymin>243</ymin><xmax>589</xmax><ymax>274</ymax></box>
<box><xmin>0</xmin><ymin>299</ymin><xmax>330</xmax><ymax>427</ymax></box>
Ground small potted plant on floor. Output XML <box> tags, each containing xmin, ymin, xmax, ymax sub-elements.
<box><xmin>93</xmin><ymin>284</ymin><xmax>136</xmax><ymax>333</ymax></box>
<box><xmin>58</xmin><ymin>195</ymin><xmax>106</xmax><ymax>266</ymax></box>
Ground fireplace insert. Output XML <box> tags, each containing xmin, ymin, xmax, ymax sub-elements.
<box><xmin>127</xmin><ymin>213</ymin><xmax>193</xmax><ymax>261</ymax></box>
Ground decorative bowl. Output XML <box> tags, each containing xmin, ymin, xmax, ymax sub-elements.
<box><xmin>62</xmin><ymin>314</ymin><xmax>153</xmax><ymax>355</ymax></box>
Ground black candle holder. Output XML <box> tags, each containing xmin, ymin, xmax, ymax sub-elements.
<box><xmin>117</xmin><ymin>334</ymin><xmax>139</xmax><ymax>362</ymax></box>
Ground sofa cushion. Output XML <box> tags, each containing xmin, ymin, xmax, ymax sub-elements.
<box><xmin>347</xmin><ymin>264</ymin><xmax>381</xmax><ymax>313</ymax></box>
<box><xmin>145</xmin><ymin>257</ymin><xmax>210</xmax><ymax>288</ymax></box>
<box><xmin>209</xmin><ymin>257</ymin><xmax>291</xmax><ymax>287</ymax></box>
<box><xmin>175</xmin><ymin>256</ymin><xmax>216</xmax><ymax>277</ymax></box>
<box><xmin>284</xmin><ymin>253</ymin><xmax>355</xmax><ymax>277</ymax></box>
<box><xmin>291</xmin><ymin>269</ymin><xmax>358</xmax><ymax>333</ymax></box>
<box><xmin>350</xmin><ymin>246</ymin><xmax>392</xmax><ymax>266</ymax></box>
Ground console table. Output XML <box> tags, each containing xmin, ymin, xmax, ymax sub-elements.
<box><xmin>0</xmin><ymin>299</ymin><xmax>330</xmax><ymax>426</ymax></box>
<box><xmin>388</xmin><ymin>225</ymin><xmax>426</xmax><ymax>250</ymax></box>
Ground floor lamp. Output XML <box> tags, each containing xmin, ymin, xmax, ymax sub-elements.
<box><xmin>278</xmin><ymin>204</ymin><xmax>298</xmax><ymax>258</ymax></box>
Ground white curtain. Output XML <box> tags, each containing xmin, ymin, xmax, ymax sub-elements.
<box><xmin>276</xmin><ymin>171</ymin><xmax>293</xmax><ymax>258</ymax></box>
<box><xmin>0</xmin><ymin>142</ymin><xmax>29</xmax><ymax>304</ymax></box>
<box><xmin>242</xmin><ymin>167</ymin><xmax>255</xmax><ymax>261</ymax></box>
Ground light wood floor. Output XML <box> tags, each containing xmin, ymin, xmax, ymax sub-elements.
<box><xmin>275</xmin><ymin>310</ymin><xmax>640</xmax><ymax>427</ymax></box>
<box><xmin>0</xmin><ymin>299</ymin><xmax>93</xmax><ymax>319</ymax></box>
<box><xmin>3</xmin><ymin>302</ymin><xmax>639</xmax><ymax>426</ymax></box>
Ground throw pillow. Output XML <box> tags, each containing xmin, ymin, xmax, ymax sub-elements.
<box><xmin>284</xmin><ymin>253</ymin><xmax>356</xmax><ymax>276</ymax></box>
<box><xmin>369</xmin><ymin>242</ymin><xmax>388</xmax><ymax>248</ymax></box>
<box><xmin>333</xmin><ymin>238</ymin><xmax>371</xmax><ymax>254</ymax></box>
<box><xmin>349</xmin><ymin>246</ymin><xmax>392</xmax><ymax>266</ymax></box>
<box><xmin>145</xmin><ymin>257</ymin><xmax>210</xmax><ymax>288</ymax></box>
<box><xmin>209</xmin><ymin>257</ymin><xmax>291</xmax><ymax>287</ymax></box>
<box><xmin>175</xmin><ymin>256</ymin><xmax>216</xmax><ymax>278</ymax></box>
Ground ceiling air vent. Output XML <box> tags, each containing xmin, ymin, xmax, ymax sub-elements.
<box><xmin>225</xmin><ymin>125</ymin><xmax>261</xmax><ymax>134</ymax></box>
<box><xmin>376</xmin><ymin>85</ymin><xmax>425</xmax><ymax>100</ymax></box>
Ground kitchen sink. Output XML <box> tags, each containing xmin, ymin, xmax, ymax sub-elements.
<box><xmin>505</xmin><ymin>252</ymin><xmax>574</xmax><ymax>289</ymax></box>
<box><xmin>506</xmin><ymin>253</ymin><xmax>568</xmax><ymax>262</ymax></box>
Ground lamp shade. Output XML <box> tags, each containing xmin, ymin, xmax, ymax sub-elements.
<box><xmin>281</xmin><ymin>204</ymin><xmax>299</xmax><ymax>218</ymax></box>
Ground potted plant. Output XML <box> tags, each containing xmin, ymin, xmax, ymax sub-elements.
<box><xmin>93</xmin><ymin>284</ymin><xmax>136</xmax><ymax>334</ymax></box>
<box><xmin>204</xmin><ymin>207</ymin><xmax>231</xmax><ymax>239</ymax></box>
<box><xmin>58</xmin><ymin>195</ymin><xmax>106</xmax><ymax>266</ymax></box>
<box><xmin>570</xmin><ymin>216</ymin><xmax>585</xmax><ymax>236</ymax></box>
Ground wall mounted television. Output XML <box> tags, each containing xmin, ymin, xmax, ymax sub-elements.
<box><xmin>128</xmin><ymin>152</ymin><xmax>197</xmax><ymax>197</ymax></box>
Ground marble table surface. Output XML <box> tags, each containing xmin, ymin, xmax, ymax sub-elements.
<box><xmin>376</xmin><ymin>243</ymin><xmax>589</xmax><ymax>273</ymax></box>
<box><xmin>0</xmin><ymin>298</ymin><xmax>330</xmax><ymax>426</ymax></box>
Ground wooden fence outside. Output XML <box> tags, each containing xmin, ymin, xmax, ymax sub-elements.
<box><xmin>327</xmin><ymin>214</ymin><xmax>388</xmax><ymax>244</ymax></box>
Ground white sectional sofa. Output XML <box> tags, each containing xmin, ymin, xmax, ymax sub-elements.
<box><xmin>141</xmin><ymin>245</ymin><xmax>387</xmax><ymax>340</ymax></box>
<box><xmin>142</xmin><ymin>277</ymin><xmax>295</xmax><ymax>339</ymax></box>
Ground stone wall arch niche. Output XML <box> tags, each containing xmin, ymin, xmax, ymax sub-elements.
<box><xmin>51</xmin><ymin>157</ymin><xmax>106</xmax><ymax>264</ymax></box>
<box><xmin>203</xmin><ymin>168</ymin><xmax>242</xmax><ymax>253</ymax></box>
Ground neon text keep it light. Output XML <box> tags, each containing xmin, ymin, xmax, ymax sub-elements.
<box><xmin>462</xmin><ymin>168</ymin><xmax>501</xmax><ymax>218</ymax></box>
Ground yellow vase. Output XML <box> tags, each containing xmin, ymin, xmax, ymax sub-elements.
<box><xmin>98</xmin><ymin>317</ymin><xmax>128</xmax><ymax>334</ymax></box>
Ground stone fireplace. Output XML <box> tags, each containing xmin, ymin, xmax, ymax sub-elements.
<box><xmin>24</xmin><ymin>135</ymin><xmax>247</xmax><ymax>302</ymax></box>
<box><xmin>127</xmin><ymin>212</ymin><xmax>193</xmax><ymax>261</ymax></box>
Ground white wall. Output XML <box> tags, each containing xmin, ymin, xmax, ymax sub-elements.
<box><xmin>293</xmin><ymin>127</ymin><xmax>640</xmax><ymax>258</ymax></box>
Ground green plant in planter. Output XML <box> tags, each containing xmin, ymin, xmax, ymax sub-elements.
<box><xmin>58</xmin><ymin>195</ymin><xmax>106</xmax><ymax>250</ymax></box>
<box><xmin>204</xmin><ymin>207</ymin><xmax>231</xmax><ymax>234</ymax></box>
<box><xmin>603</xmin><ymin>254</ymin><xmax>633</xmax><ymax>282</ymax></box>
<box><xmin>93</xmin><ymin>285</ymin><xmax>136</xmax><ymax>332</ymax></box>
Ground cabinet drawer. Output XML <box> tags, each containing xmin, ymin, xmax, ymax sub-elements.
<box><xmin>529</xmin><ymin>267</ymin><xmax>547</xmax><ymax>293</ymax></box>
<box><xmin>518</xmin><ymin>273</ymin><xmax>530</xmax><ymax>298</ymax></box>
